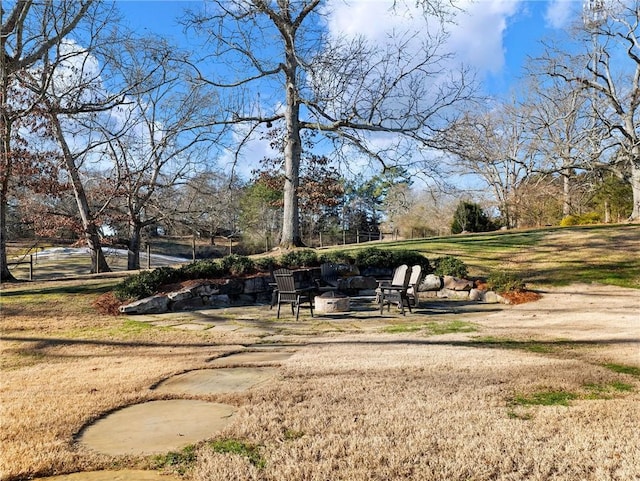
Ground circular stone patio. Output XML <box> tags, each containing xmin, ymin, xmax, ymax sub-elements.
<box><xmin>78</xmin><ymin>399</ymin><xmax>234</xmax><ymax>455</ymax></box>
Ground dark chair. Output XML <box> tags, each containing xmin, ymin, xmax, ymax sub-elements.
<box><xmin>378</xmin><ymin>264</ymin><xmax>412</xmax><ymax>315</ymax></box>
<box><xmin>273</xmin><ymin>268</ymin><xmax>315</xmax><ymax>321</ymax></box>
<box><xmin>406</xmin><ymin>265</ymin><xmax>423</xmax><ymax>307</ymax></box>
<box><xmin>316</xmin><ymin>262</ymin><xmax>339</xmax><ymax>292</ymax></box>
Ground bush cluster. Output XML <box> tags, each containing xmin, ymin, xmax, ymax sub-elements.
<box><xmin>560</xmin><ymin>212</ymin><xmax>601</xmax><ymax>226</ymax></box>
<box><xmin>432</xmin><ymin>256</ymin><xmax>468</xmax><ymax>278</ymax></box>
<box><xmin>279</xmin><ymin>249</ymin><xmax>318</xmax><ymax>268</ymax></box>
<box><xmin>114</xmin><ymin>266</ymin><xmax>181</xmax><ymax>301</ymax></box>
<box><xmin>487</xmin><ymin>270</ymin><xmax>525</xmax><ymax>293</ymax></box>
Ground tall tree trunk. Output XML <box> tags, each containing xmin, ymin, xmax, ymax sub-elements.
<box><xmin>50</xmin><ymin>114</ymin><xmax>111</xmax><ymax>273</ymax></box>
<box><xmin>128</xmin><ymin>221</ymin><xmax>141</xmax><ymax>270</ymax></box>
<box><xmin>0</xmin><ymin>84</ymin><xmax>17</xmax><ymax>282</ymax></box>
<box><xmin>562</xmin><ymin>168</ymin><xmax>571</xmax><ymax>217</ymax></box>
<box><xmin>630</xmin><ymin>154</ymin><xmax>640</xmax><ymax>222</ymax></box>
<box><xmin>280</xmin><ymin>32</ymin><xmax>304</xmax><ymax>248</ymax></box>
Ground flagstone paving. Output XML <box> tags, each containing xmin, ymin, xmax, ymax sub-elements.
<box><xmin>78</xmin><ymin>399</ymin><xmax>235</xmax><ymax>456</ymax></box>
<box><xmin>33</xmin><ymin>471</ymin><xmax>182</xmax><ymax>481</ymax></box>
<box><xmin>154</xmin><ymin>366</ymin><xmax>279</xmax><ymax>394</ymax></box>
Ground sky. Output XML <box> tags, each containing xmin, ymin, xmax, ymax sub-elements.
<box><xmin>114</xmin><ymin>0</ymin><xmax>583</xmax><ymax>96</ymax></box>
<box><xmin>111</xmin><ymin>0</ymin><xmax>585</xmax><ymax>182</ymax></box>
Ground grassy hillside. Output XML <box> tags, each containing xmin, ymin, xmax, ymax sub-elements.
<box><xmin>331</xmin><ymin>224</ymin><xmax>640</xmax><ymax>289</ymax></box>
<box><xmin>5</xmin><ymin>224</ymin><xmax>639</xmax><ymax>289</ymax></box>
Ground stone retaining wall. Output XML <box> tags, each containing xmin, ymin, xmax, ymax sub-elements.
<box><xmin>119</xmin><ymin>273</ymin><xmax>506</xmax><ymax>315</ymax></box>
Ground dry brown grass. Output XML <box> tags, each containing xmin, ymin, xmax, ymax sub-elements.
<box><xmin>1</xmin><ymin>278</ymin><xmax>639</xmax><ymax>481</ymax></box>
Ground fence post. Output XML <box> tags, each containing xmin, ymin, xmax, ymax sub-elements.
<box><xmin>29</xmin><ymin>255</ymin><xmax>33</xmax><ymax>281</ymax></box>
<box><xmin>147</xmin><ymin>244</ymin><xmax>151</xmax><ymax>269</ymax></box>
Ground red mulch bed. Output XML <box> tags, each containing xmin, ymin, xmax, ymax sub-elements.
<box><xmin>500</xmin><ymin>289</ymin><xmax>542</xmax><ymax>305</ymax></box>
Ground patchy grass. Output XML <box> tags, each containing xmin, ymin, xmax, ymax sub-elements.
<box><xmin>512</xmin><ymin>389</ymin><xmax>578</xmax><ymax>407</ymax></box>
<box><xmin>470</xmin><ymin>336</ymin><xmax>577</xmax><ymax>354</ymax></box>
<box><xmin>153</xmin><ymin>444</ymin><xmax>198</xmax><ymax>475</ymax></box>
<box><xmin>603</xmin><ymin>363</ymin><xmax>640</xmax><ymax>377</ymax></box>
<box><xmin>383</xmin><ymin>320</ymin><xmax>478</xmax><ymax>335</ymax></box>
<box><xmin>208</xmin><ymin>439</ymin><xmax>265</xmax><ymax>469</ymax></box>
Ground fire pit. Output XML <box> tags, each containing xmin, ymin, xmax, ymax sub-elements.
<box><xmin>315</xmin><ymin>291</ymin><xmax>350</xmax><ymax>314</ymax></box>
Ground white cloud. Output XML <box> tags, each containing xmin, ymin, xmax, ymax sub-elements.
<box><xmin>324</xmin><ymin>0</ymin><xmax>523</xmax><ymax>75</ymax></box>
<box><xmin>448</xmin><ymin>0</ymin><xmax>522</xmax><ymax>74</ymax></box>
<box><xmin>545</xmin><ymin>0</ymin><xmax>575</xmax><ymax>28</ymax></box>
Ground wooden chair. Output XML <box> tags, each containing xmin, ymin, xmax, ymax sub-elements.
<box><xmin>316</xmin><ymin>262</ymin><xmax>339</xmax><ymax>293</ymax></box>
<box><xmin>406</xmin><ymin>265</ymin><xmax>423</xmax><ymax>307</ymax></box>
<box><xmin>378</xmin><ymin>264</ymin><xmax>412</xmax><ymax>315</ymax></box>
<box><xmin>273</xmin><ymin>268</ymin><xmax>315</xmax><ymax>321</ymax></box>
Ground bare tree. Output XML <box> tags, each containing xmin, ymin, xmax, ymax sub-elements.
<box><xmin>442</xmin><ymin>99</ymin><xmax>538</xmax><ymax>229</ymax></box>
<box><xmin>542</xmin><ymin>0</ymin><xmax>640</xmax><ymax>221</ymax></box>
<box><xmin>184</xmin><ymin>0</ymin><xmax>475</xmax><ymax>247</ymax></box>
<box><xmin>95</xmin><ymin>39</ymin><xmax>221</xmax><ymax>269</ymax></box>
<box><xmin>1</xmin><ymin>0</ymin><xmax>96</xmax><ymax>280</ymax></box>
<box><xmin>524</xmin><ymin>73</ymin><xmax>604</xmax><ymax>217</ymax></box>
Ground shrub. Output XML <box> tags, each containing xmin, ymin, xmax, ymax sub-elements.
<box><xmin>487</xmin><ymin>270</ymin><xmax>525</xmax><ymax>293</ymax></box>
<box><xmin>560</xmin><ymin>212</ymin><xmax>601</xmax><ymax>226</ymax></box>
<box><xmin>220</xmin><ymin>254</ymin><xmax>255</xmax><ymax>276</ymax></box>
<box><xmin>391</xmin><ymin>250</ymin><xmax>430</xmax><ymax>272</ymax></box>
<box><xmin>432</xmin><ymin>256</ymin><xmax>468</xmax><ymax>278</ymax></box>
<box><xmin>178</xmin><ymin>259</ymin><xmax>225</xmax><ymax>280</ymax></box>
<box><xmin>279</xmin><ymin>249</ymin><xmax>318</xmax><ymax>268</ymax></box>
<box><xmin>114</xmin><ymin>266</ymin><xmax>180</xmax><ymax>301</ymax></box>
<box><xmin>355</xmin><ymin>247</ymin><xmax>395</xmax><ymax>269</ymax></box>
<box><xmin>451</xmin><ymin>201</ymin><xmax>495</xmax><ymax>234</ymax></box>
<box><xmin>318</xmin><ymin>250</ymin><xmax>356</xmax><ymax>265</ymax></box>
<box><xmin>254</xmin><ymin>256</ymin><xmax>278</xmax><ymax>272</ymax></box>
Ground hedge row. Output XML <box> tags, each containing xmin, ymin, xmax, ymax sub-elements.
<box><xmin>114</xmin><ymin>247</ymin><xmax>468</xmax><ymax>301</ymax></box>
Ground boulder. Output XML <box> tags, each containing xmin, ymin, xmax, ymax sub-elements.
<box><xmin>171</xmin><ymin>297</ymin><xmax>205</xmax><ymax>311</ymax></box>
<box><xmin>337</xmin><ymin>275</ymin><xmax>377</xmax><ymax>291</ymax></box>
<box><xmin>420</xmin><ymin>274</ymin><xmax>443</xmax><ymax>291</ymax></box>
<box><xmin>243</xmin><ymin>275</ymin><xmax>271</xmax><ymax>294</ymax></box>
<box><xmin>167</xmin><ymin>288</ymin><xmax>195</xmax><ymax>302</ymax></box>
<box><xmin>443</xmin><ymin>276</ymin><xmax>474</xmax><ymax>291</ymax></box>
<box><xmin>437</xmin><ymin>288</ymin><xmax>470</xmax><ymax>300</ymax></box>
<box><xmin>483</xmin><ymin>291</ymin><xmax>499</xmax><ymax>303</ymax></box>
<box><xmin>119</xmin><ymin>295</ymin><xmax>169</xmax><ymax>314</ymax></box>
<box><xmin>469</xmin><ymin>288</ymin><xmax>483</xmax><ymax>301</ymax></box>
<box><xmin>194</xmin><ymin>284</ymin><xmax>219</xmax><ymax>296</ymax></box>
<box><xmin>217</xmin><ymin>279</ymin><xmax>244</xmax><ymax>296</ymax></box>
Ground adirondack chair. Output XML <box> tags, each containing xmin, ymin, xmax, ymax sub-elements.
<box><xmin>316</xmin><ymin>262</ymin><xmax>339</xmax><ymax>292</ymax></box>
<box><xmin>273</xmin><ymin>268</ymin><xmax>315</xmax><ymax>321</ymax></box>
<box><xmin>406</xmin><ymin>265</ymin><xmax>423</xmax><ymax>307</ymax></box>
<box><xmin>378</xmin><ymin>264</ymin><xmax>412</xmax><ymax>315</ymax></box>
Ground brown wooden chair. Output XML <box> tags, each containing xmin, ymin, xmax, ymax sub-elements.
<box><xmin>273</xmin><ymin>268</ymin><xmax>315</xmax><ymax>321</ymax></box>
<box><xmin>378</xmin><ymin>264</ymin><xmax>412</xmax><ymax>315</ymax></box>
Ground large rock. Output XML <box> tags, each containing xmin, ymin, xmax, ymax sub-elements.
<box><xmin>167</xmin><ymin>288</ymin><xmax>195</xmax><ymax>302</ymax></box>
<box><xmin>420</xmin><ymin>274</ymin><xmax>443</xmax><ymax>291</ymax></box>
<box><xmin>443</xmin><ymin>276</ymin><xmax>474</xmax><ymax>291</ymax></box>
<box><xmin>337</xmin><ymin>275</ymin><xmax>377</xmax><ymax>292</ymax></box>
<box><xmin>171</xmin><ymin>297</ymin><xmax>205</xmax><ymax>311</ymax></box>
<box><xmin>243</xmin><ymin>275</ymin><xmax>271</xmax><ymax>294</ymax></box>
<box><xmin>437</xmin><ymin>288</ymin><xmax>470</xmax><ymax>300</ymax></box>
<box><xmin>119</xmin><ymin>295</ymin><xmax>169</xmax><ymax>314</ymax></box>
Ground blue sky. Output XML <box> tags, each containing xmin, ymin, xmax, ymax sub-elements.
<box><xmin>112</xmin><ymin>0</ymin><xmax>583</xmax><ymax>182</ymax></box>
<box><xmin>114</xmin><ymin>0</ymin><xmax>582</xmax><ymax>96</ymax></box>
